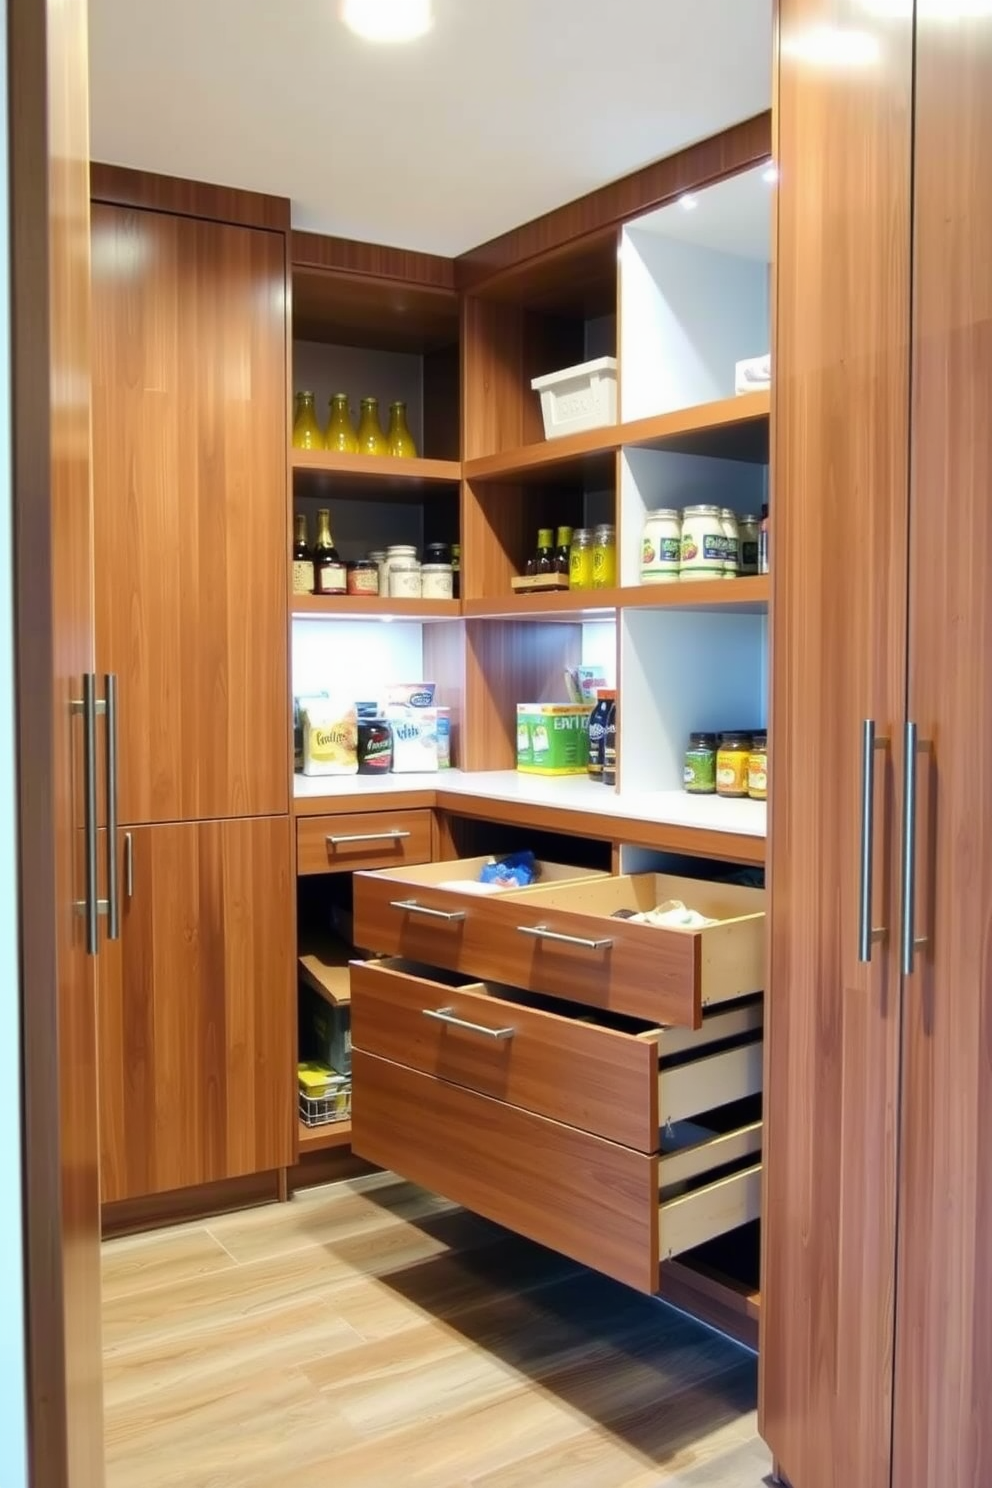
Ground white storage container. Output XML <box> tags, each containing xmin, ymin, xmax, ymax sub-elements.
<box><xmin>531</xmin><ymin>356</ymin><xmax>618</xmax><ymax>440</ymax></box>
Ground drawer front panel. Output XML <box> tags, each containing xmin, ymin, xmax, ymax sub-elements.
<box><xmin>351</xmin><ymin>959</ymin><xmax>658</xmax><ymax>1151</ymax></box>
<box><xmin>353</xmin><ymin>876</ymin><xmax>701</xmax><ymax>1027</ymax></box>
<box><xmin>297</xmin><ymin>810</ymin><xmax>432</xmax><ymax>876</ymax></box>
<box><xmin>352</xmin><ymin>1050</ymin><xmax>659</xmax><ymax>1293</ymax></box>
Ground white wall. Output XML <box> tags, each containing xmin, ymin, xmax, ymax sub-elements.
<box><xmin>0</xmin><ymin>0</ymin><xmax>30</xmax><ymax>1477</ymax></box>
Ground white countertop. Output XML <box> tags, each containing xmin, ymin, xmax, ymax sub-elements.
<box><xmin>294</xmin><ymin>769</ymin><xmax>766</xmax><ymax>839</ymax></box>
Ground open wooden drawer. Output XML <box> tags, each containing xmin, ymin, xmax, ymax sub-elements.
<box><xmin>350</xmin><ymin>956</ymin><xmax>763</xmax><ymax>1293</ymax></box>
<box><xmin>353</xmin><ymin>863</ymin><xmax>765</xmax><ymax>1028</ymax></box>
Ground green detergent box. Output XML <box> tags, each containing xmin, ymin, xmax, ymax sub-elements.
<box><xmin>516</xmin><ymin>704</ymin><xmax>590</xmax><ymax>775</ymax></box>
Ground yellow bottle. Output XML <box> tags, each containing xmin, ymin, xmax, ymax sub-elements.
<box><xmin>356</xmin><ymin>397</ymin><xmax>388</xmax><ymax>456</ymax></box>
<box><xmin>325</xmin><ymin>393</ymin><xmax>358</xmax><ymax>453</ymax></box>
<box><xmin>386</xmin><ymin>400</ymin><xmax>418</xmax><ymax>458</ymax></box>
<box><xmin>292</xmin><ymin>391</ymin><xmax>324</xmax><ymax>450</ymax></box>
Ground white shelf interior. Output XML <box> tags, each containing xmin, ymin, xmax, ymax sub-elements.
<box><xmin>619</xmin><ymin>163</ymin><xmax>772</xmax><ymax>423</ymax></box>
<box><xmin>620</xmin><ymin>608</ymin><xmax>767</xmax><ymax>794</ymax></box>
<box><xmin>293</xmin><ymin>619</ymin><xmax>425</xmax><ymax>701</ymax></box>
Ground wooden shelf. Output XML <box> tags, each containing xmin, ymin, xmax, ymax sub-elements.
<box><xmin>291</xmin><ymin>448</ymin><xmax>461</xmax><ymax>489</ymax></box>
<box><xmin>291</xmin><ymin>594</ymin><xmax>460</xmax><ymax>621</ymax></box>
<box><xmin>620</xmin><ymin>391</ymin><xmax>770</xmax><ymax>463</ymax></box>
<box><xmin>297</xmin><ymin>1118</ymin><xmax>352</xmax><ymax>1154</ymax></box>
<box><xmin>464</xmin><ymin>427</ymin><xmax>617</xmax><ymax>486</ymax></box>
<box><xmin>463</xmin><ymin>575</ymin><xmax>769</xmax><ymax>619</ymax></box>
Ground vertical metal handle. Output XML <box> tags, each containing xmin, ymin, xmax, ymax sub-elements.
<box><xmin>858</xmin><ymin>719</ymin><xmax>889</xmax><ymax>962</ymax></box>
<box><xmin>75</xmin><ymin>674</ymin><xmax>99</xmax><ymax>955</ymax></box>
<box><xmin>124</xmin><ymin>831</ymin><xmax>134</xmax><ymax>899</ymax></box>
<box><xmin>900</xmin><ymin>720</ymin><xmax>928</xmax><ymax>975</ymax></box>
<box><xmin>105</xmin><ymin>674</ymin><xmax>120</xmax><ymax>939</ymax></box>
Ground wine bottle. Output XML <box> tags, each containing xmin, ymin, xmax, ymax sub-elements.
<box><xmin>313</xmin><ymin>509</ymin><xmax>346</xmax><ymax>595</ymax></box>
<box><xmin>555</xmin><ymin>525</ymin><xmax>573</xmax><ymax>575</ymax></box>
<box><xmin>292</xmin><ymin>513</ymin><xmax>314</xmax><ymax>595</ymax></box>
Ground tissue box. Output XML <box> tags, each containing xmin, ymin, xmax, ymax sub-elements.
<box><xmin>516</xmin><ymin>704</ymin><xmax>589</xmax><ymax>775</ymax></box>
<box><xmin>734</xmin><ymin>353</ymin><xmax>771</xmax><ymax>395</ymax></box>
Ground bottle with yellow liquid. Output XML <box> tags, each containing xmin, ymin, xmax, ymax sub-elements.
<box><xmin>356</xmin><ymin>397</ymin><xmax>388</xmax><ymax>456</ymax></box>
<box><xmin>386</xmin><ymin>400</ymin><xmax>418</xmax><ymax>458</ymax></box>
<box><xmin>324</xmin><ymin>393</ymin><xmax>358</xmax><ymax>453</ymax></box>
<box><xmin>292</xmin><ymin>391</ymin><xmax>324</xmax><ymax>450</ymax></box>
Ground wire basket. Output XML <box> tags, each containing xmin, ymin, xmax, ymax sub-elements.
<box><xmin>298</xmin><ymin>1082</ymin><xmax>351</xmax><ymax>1128</ymax></box>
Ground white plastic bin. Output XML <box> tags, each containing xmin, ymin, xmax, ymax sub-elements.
<box><xmin>531</xmin><ymin>356</ymin><xmax>618</xmax><ymax>439</ymax></box>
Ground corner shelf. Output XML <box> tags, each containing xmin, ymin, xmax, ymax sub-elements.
<box><xmin>463</xmin><ymin>426</ymin><xmax>618</xmax><ymax>485</ymax></box>
<box><xmin>298</xmin><ymin>1118</ymin><xmax>352</xmax><ymax>1154</ymax></box>
<box><xmin>291</xmin><ymin>448</ymin><xmax>461</xmax><ymax>491</ymax></box>
<box><xmin>291</xmin><ymin>594</ymin><xmax>460</xmax><ymax>621</ymax></box>
<box><xmin>463</xmin><ymin>575</ymin><xmax>769</xmax><ymax>619</ymax></box>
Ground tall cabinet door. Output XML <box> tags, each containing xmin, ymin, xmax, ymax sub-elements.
<box><xmin>90</xmin><ymin>204</ymin><xmax>288</xmax><ymax>826</ymax></box>
<box><xmin>759</xmin><ymin>4</ymin><xmax>913</xmax><ymax>1486</ymax></box>
<box><xmin>98</xmin><ymin>816</ymin><xmax>295</xmax><ymax>1203</ymax></box>
<box><xmin>893</xmin><ymin>17</ymin><xmax>992</xmax><ymax>1488</ymax></box>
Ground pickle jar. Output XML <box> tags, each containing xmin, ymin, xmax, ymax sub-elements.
<box><xmin>716</xmin><ymin>731</ymin><xmax>753</xmax><ymax>798</ymax></box>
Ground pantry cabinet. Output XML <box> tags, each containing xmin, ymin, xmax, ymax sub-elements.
<box><xmin>760</xmin><ymin>7</ymin><xmax>992</xmax><ymax>1488</ymax></box>
<box><xmin>98</xmin><ymin>816</ymin><xmax>294</xmax><ymax>1203</ymax></box>
<box><xmin>90</xmin><ymin>199</ymin><xmax>289</xmax><ymax>826</ymax></box>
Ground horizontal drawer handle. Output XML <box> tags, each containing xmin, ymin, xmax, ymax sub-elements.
<box><xmin>389</xmin><ymin>898</ymin><xmax>467</xmax><ymax>922</ymax></box>
<box><xmin>516</xmin><ymin>923</ymin><xmax>613</xmax><ymax>951</ymax></box>
<box><xmin>326</xmin><ymin>830</ymin><xmax>412</xmax><ymax>846</ymax></box>
<box><xmin>422</xmin><ymin>1007</ymin><xmax>515</xmax><ymax>1041</ymax></box>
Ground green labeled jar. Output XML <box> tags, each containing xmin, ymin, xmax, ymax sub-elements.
<box><xmin>684</xmin><ymin>732</ymin><xmax>717</xmax><ymax>794</ymax></box>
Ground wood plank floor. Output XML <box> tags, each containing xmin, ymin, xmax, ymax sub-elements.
<box><xmin>102</xmin><ymin>1172</ymin><xmax>773</xmax><ymax>1488</ymax></box>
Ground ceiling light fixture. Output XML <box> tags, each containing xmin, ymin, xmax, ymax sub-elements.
<box><xmin>341</xmin><ymin>0</ymin><xmax>433</xmax><ymax>44</ymax></box>
<box><xmin>679</xmin><ymin>195</ymin><xmax>698</xmax><ymax>211</ymax></box>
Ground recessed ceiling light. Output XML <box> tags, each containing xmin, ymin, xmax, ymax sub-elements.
<box><xmin>679</xmin><ymin>195</ymin><xmax>698</xmax><ymax>212</ymax></box>
<box><xmin>341</xmin><ymin>0</ymin><xmax>433</xmax><ymax>44</ymax></box>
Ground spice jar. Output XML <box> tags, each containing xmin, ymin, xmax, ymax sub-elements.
<box><xmin>421</xmin><ymin>563</ymin><xmax>453</xmax><ymax>599</ymax></box>
<box><xmin>346</xmin><ymin>559</ymin><xmax>379</xmax><ymax>596</ymax></box>
<box><xmin>592</xmin><ymin>524</ymin><xmax>616</xmax><ymax>589</ymax></box>
<box><xmin>717</xmin><ymin>731</ymin><xmax>753</xmax><ymax>798</ymax></box>
<box><xmin>641</xmin><ymin>509</ymin><xmax>682</xmax><ymax>584</ymax></box>
<box><xmin>389</xmin><ymin>557</ymin><xmax>422</xmax><ymax>598</ymax></box>
<box><xmin>720</xmin><ymin>509</ymin><xmax>740</xmax><ymax>579</ymax></box>
<box><xmin>357</xmin><ymin>718</ymin><xmax>392</xmax><ymax>775</ymax></box>
<box><xmin>748</xmin><ymin>732</ymin><xmax>768</xmax><ymax>800</ymax></box>
<box><xmin>569</xmin><ymin>528</ymin><xmax>594</xmax><ymax>590</ymax></box>
<box><xmin>680</xmin><ymin>505</ymin><xmax>725</xmax><ymax>580</ymax></box>
<box><xmin>739</xmin><ymin>515</ymin><xmax>760</xmax><ymax>576</ymax></box>
<box><xmin>684</xmin><ymin>732</ymin><xmax>717</xmax><ymax>794</ymax></box>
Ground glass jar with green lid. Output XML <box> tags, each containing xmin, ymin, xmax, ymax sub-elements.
<box><xmin>324</xmin><ymin>393</ymin><xmax>357</xmax><ymax>453</ymax></box>
<box><xmin>569</xmin><ymin>528</ymin><xmax>594</xmax><ymax>590</ymax></box>
<box><xmin>292</xmin><ymin>391</ymin><xmax>324</xmax><ymax>450</ymax></box>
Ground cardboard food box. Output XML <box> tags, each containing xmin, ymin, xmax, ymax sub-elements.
<box><xmin>516</xmin><ymin>704</ymin><xmax>590</xmax><ymax>775</ymax></box>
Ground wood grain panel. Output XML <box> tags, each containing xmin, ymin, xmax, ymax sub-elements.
<box><xmin>90</xmin><ymin>162</ymin><xmax>290</xmax><ymax>230</ymax></box>
<box><xmin>296</xmin><ymin>809</ymin><xmax>432</xmax><ymax>876</ymax></box>
<box><xmin>461</xmin><ymin>296</ymin><xmax>585</xmax><ymax>459</ymax></box>
<box><xmin>291</xmin><ymin>266</ymin><xmax>459</xmax><ymax>354</ymax></box>
<box><xmin>759</xmin><ymin>3</ymin><xmax>913</xmax><ymax>1486</ymax></box>
<box><xmin>292</xmin><ymin>229</ymin><xmax>455</xmax><ymax>287</ymax></box>
<box><xmin>461</xmin><ymin>620</ymin><xmax>582</xmax><ymax>770</ymax></box>
<box><xmin>91</xmin><ymin>203</ymin><xmax>289</xmax><ymax>824</ymax></box>
<box><xmin>98</xmin><ymin>817</ymin><xmax>295</xmax><ymax>1203</ymax></box>
<box><xmin>456</xmin><ymin>114</ymin><xmax>771</xmax><ymax>289</ymax></box>
<box><xmin>352</xmin><ymin>1050</ymin><xmax>658</xmax><ymax>1293</ymax></box>
<box><xmin>350</xmin><ymin>959</ymin><xmax>659</xmax><ymax>1150</ymax></box>
<box><xmin>12</xmin><ymin>0</ymin><xmax>104</xmax><ymax>1480</ymax></box>
<box><xmin>893</xmin><ymin>17</ymin><xmax>992</xmax><ymax>1488</ymax></box>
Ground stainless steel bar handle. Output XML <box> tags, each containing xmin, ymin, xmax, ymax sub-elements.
<box><xmin>124</xmin><ymin>831</ymin><xmax>134</xmax><ymax>899</ymax></box>
<box><xmin>389</xmin><ymin>899</ymin><xmax>467</xmax><ymax>922</ymax></box>
<box><xmin>105</xmin><ymin>674</ymin><xmax>120</xmax><ymax>939</ymax></box>
<box><xmin>858</xmin><ymin>719</ymin><xmax>889</xmax><ymax>963</ymax></box>
<box><xmin>422</xmin><ymin>1007</ymin><xmax>514</xmax><ymax>1041</ymax></box>
<box><xmin>516</xmin><ymin>923</ymin><xmax>614</xmax><ymax>951</ymax></box>
<box><xmin>74</xmin><ymin>674</ymin><xmax>99</xmax><ymax>955</ymax></box>
<box><xmin>327</xmin><ymin>830</ymin><xmax>411</xmax><ymax>845</ymax></box>
<box><xmin>900</xmin><ymin>721</ymin><xmax>928</xmax><ymax>975</ymax></box>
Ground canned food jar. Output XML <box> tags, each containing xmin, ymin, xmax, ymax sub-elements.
<box><xmin>389</xmin><ymin>560</ymin><xmax>422</xmax><ymax>598</ymax></box>
<box><xmin>421</xmin><ymin>563</ymin><xmax>453</xmax><ymax>600</ymax></box>
<box><xmin>738</xmin><ymin>516</ymin><xmax>760</xmax><ymax>576</ymax></box>
<box><xmin>748</xmin><ymin>732</ymin><xmax>768</xmax><ymax>800</ymax></box>
<box><xmin>720</xmin><ymin>509</ymin><xmax>740</xmax><ymax>579</ymax></box>
<box><xmin>683</xmin><ymin>732</ymin><xmax>717</xmax><ymax>794</ymax></box>
<box><xmin>592</xmin><ymin>523</ymin><xmax>616</xmax><ymax>589</ymax></box>
<box><xmin>641</xmin><ymin>509</ymin><xmax>681</xmax><ymax>584</ymax></box>
<box><xmin>680</xmin><ymin>505</ymin><xmax>725</xmax><ymax>580</ymax></box>
<box><xmin>346</xmin><ymin>560</ymin><xmax>379</xmax><ymax>596</ymax></box>
<box><xmin>717</xmin><ymin>731</ymin><xmax>753</xmax><ymax>798</ymax></box>
<box><xmin>569</xmin><ymin>528</ymin><xmax>594</xmax><ymax>590</ymax></box>
<box><xmin>384</xmin><ymin>544</ymin><xmax>417</xmax><ymax>591</ymax></box>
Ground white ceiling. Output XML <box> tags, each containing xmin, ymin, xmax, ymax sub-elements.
<box><xmin>630</xmin><ymin>164</ymin><xmax>774</xmax><ymax>261</ymax></box>
<box><xmin>88</xmin><ymin>0</ymin><xmax>773</xmax><ymax>257</ymax></box>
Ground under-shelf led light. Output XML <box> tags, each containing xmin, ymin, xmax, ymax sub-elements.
<box><xmin>679</xmin><ymin>195</ymin><xmax>698</xmax><ymax>212</ymax></box>
<box><xmin>341</xmin><ymin>0</ymin><xmax>433</xmax><ymax>43</ymax></box>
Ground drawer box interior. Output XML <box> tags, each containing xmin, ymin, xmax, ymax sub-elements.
<box><xmin>360</xmin><ymin>855</ymin><xmax>607</xmax><ymax>893</ymax></box>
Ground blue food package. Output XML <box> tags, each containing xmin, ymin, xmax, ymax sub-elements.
<box><xmin>479</xmin><ymin>850</ymin><xmax>537</xmax><ymax>888</ymax></box>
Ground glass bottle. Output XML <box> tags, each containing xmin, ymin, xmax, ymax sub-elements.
<box><xmin>356</xmin><ymin>397</ymin><xmax>388</xmax><ymax>456</ymax></box>
<box><xmin>535</xmin><ymin>528</ymin><xmax>555</xmax><ymax>575</ymax></box>
<box><xmin>292</xmin><ymin>513</ymin><xmax>314</xmax><ymax>595</ymax></box>
<box><xmin>325</xmin><ymin>393</ymin><xmax>358</xmax><ymax>453</ymax></box>
<box><xmin>592</xmin><ymin>523</ymin><xmax>617</xmax><ymax>589</ymax></box>
<box><xmin>292</xmin><ymin>391</ymin><xmax>324</xmax><ymax>450</ymax></box>
<box><xmin>569</xmin><ymin>528</ymin><xmax>594</xmax><ymax>590</ymax></box>
<box><xmin>386</xmin><ymin>401</ymin><xmax>418</xmax><ymax>458</ymax></box>
<box><xmin>555</xmin><ymin>526</ymin><xmax>573</xmax><ymax>575</ymax></box>
<box><xmin>313</xmin><ymin>508</ymin><xmax>346</xmax><ymax>595</ymax></box>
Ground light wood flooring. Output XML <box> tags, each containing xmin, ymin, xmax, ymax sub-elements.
<box><xmin>102</xmin><ymin>1172</ymin><xmax>773</xmax><ymax>1487</ymax></box>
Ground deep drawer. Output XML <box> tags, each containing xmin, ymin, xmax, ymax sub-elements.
<box><xmin>296</xmin><ymin>809</ymin><xmax>433</xmax><ymax>875</ymax></box>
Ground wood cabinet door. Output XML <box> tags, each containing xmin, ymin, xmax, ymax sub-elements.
<box><xmin>893</xmin><ymin>18</ymin><xmax>992</xmax><ymax>1488</ymax></box>
<box><xmin>98</xmin><ymin>817</ymin><xmax>294</xmax><ymax>1203</ymax></box>
<box><xmin>90</xmin><ymin>203</ymin><xmax>288</xmax><ymax>826</ymax></box>
<box><xmin>759</xmin><ymin>3</ymin><xmax>913</xmax><ymax>1486</ymax></box>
